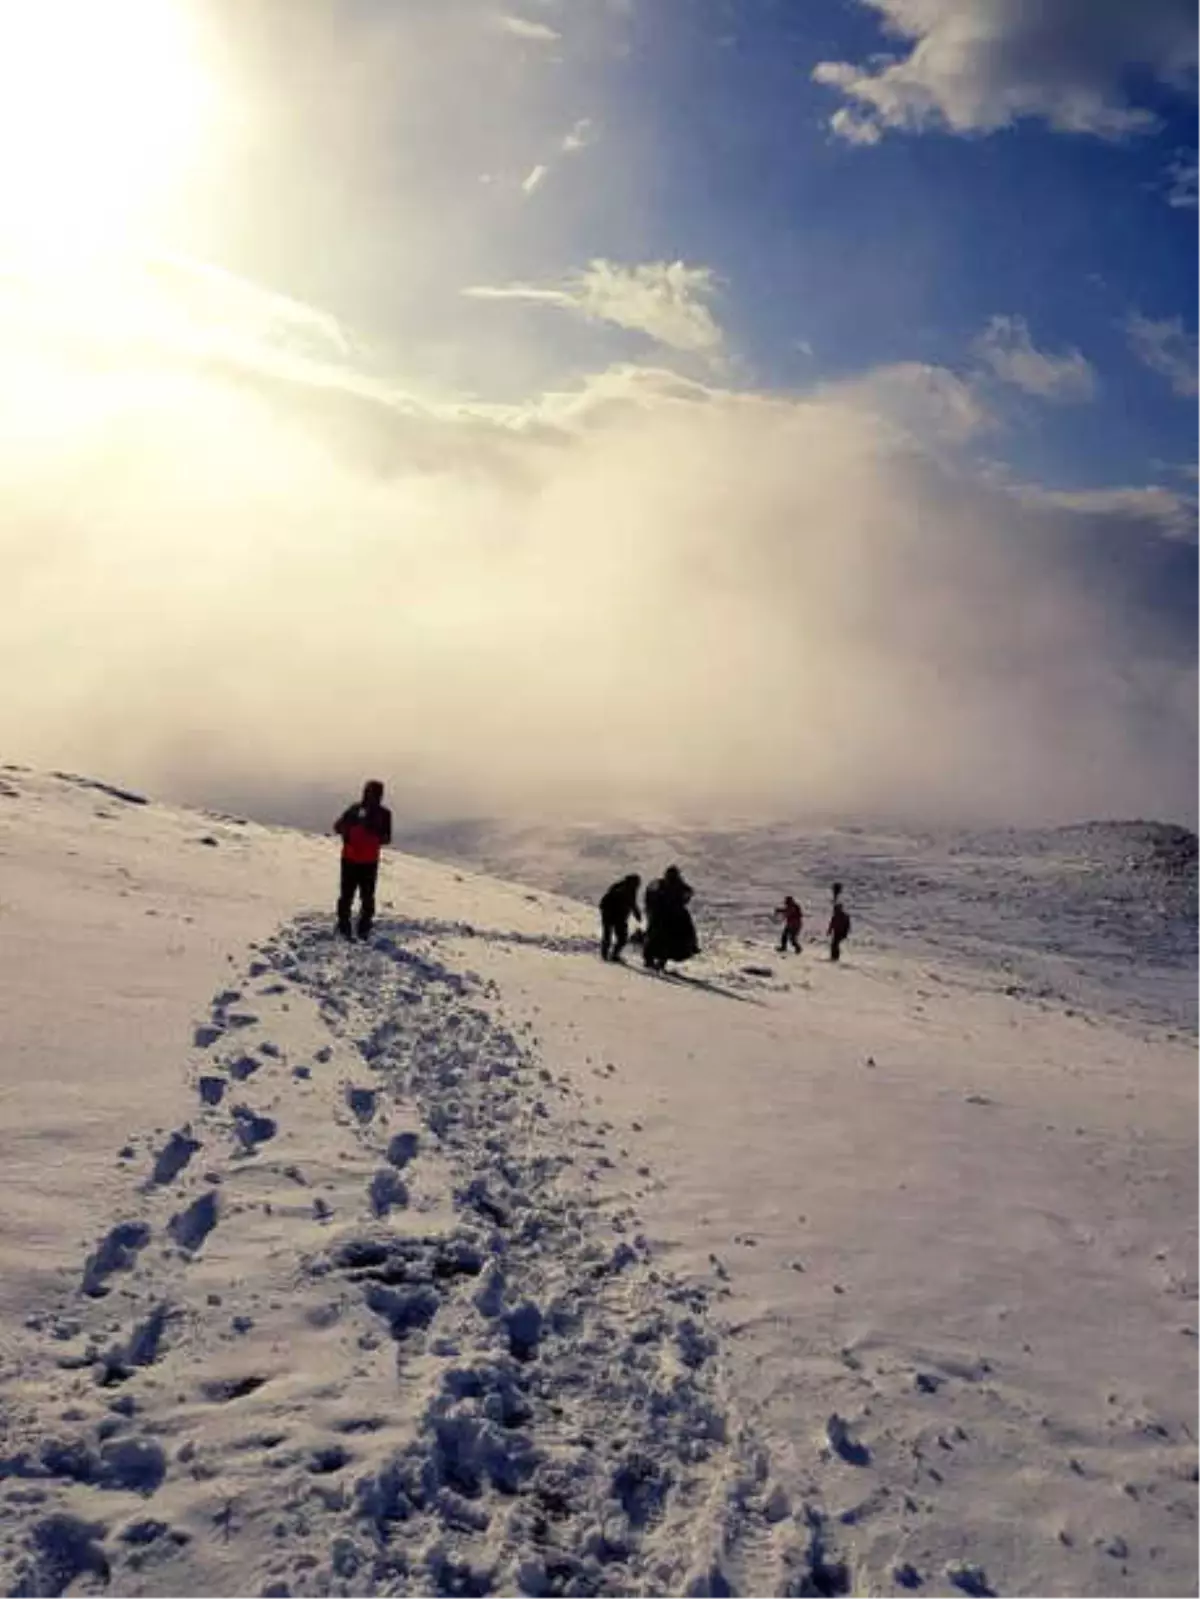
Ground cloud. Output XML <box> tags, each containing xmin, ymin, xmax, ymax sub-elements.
<box><xmin>495</xmin><ymin>13</ymin><xmax>561</xmax><ymax>42</ymax></box>
<box><xmin>465</xmin><ymin>260</ymin><xmax>725</xmax><ymax>355</ymax></box>
<box><xmin>819</xmin><ymin>360</ymin><xmax>992</xmax><ymax>442</ymax></box>
<box><xmin>0</xmin><ymin>291</ymin><xmax>1193</xmax><ymax>830</ymax></box>
<box><xmin>815</xmin><ymin>0</ymin><xmax>1198</xmax><ymax>143</ymax></box>
<box><xmin>973</xmin><ymin>315</ymin><xmax>1097</xmax><ymax>403</ymax></box>
<box><xmin>1164</xmin><ymin>150</ymin><xmax>1198</xmax><ymax>208</ymax></box>
<box><xmin>515</xmin><ymin>117</ymin><xmax>596</xmax><ymax>200</ymax></box>
<box><xmin>561</xmin><ymin>117</ymin><xmax>596</xmax><ymax>152</ymax></box>
<box><xmin>1125</xmin><ymin>312</ymin><xmax>1199</xmax><ymax>397</ymax></box>
<box><xmin>1012</xmin><ymin>481</ymin><xmax>1197</xmax><ymax>541</ymax></box>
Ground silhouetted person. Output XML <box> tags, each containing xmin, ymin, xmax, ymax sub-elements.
<box><xmin>774</xmin><ymin>894</ymin><xmax>803</xmax><ymax>953</ymax></box>
<box><xmin>828</xmin><ymin>880</ymin><xmax>851</xmax><ymax>963</ymax></box>
<box><xmin>599</xmin><ymin>873</ymin><xmax>642</xmax><ymax>962</ymax></box>
<box><xmin>334</xmin><ymin>780</ymin><xmax>392</xmax><ymax>940</ymax></box>
<box><xmin>643</xmin><ymin>865</ymin><xmax>699</xmax><ymax>972</ymax></box>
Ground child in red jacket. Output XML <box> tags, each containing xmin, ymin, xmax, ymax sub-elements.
<box><xmin>774</xmin><ymin>894</ymin><xmax>803</xmax><ymax>954</ymax></box>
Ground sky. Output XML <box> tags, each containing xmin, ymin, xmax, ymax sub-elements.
<box><xmin>0</xmin><ymin>0</ymin><xmax>1196</xmax><ymax>828</ymax></box>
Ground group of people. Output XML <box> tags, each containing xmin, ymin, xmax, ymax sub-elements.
<box><xmin>329</xmin><ymin>780</ymin><xmax>854</xmax><ymax>969</ymax></box>
<box><xmin>600</xmin><ymin>870</ymin><xmax>852</xmax><ymax>971</ymax></box>
<box><xmin>772</xmin><ymin>884</ymin><xmax>852</xmax><ymax>961</ymax></box>
<box><xmin>599</xmin><ymin>866</ymin><xmax>700</xmax><ymax>972</ymax></box>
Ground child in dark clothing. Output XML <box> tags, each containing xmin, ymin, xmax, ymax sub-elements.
<box><xmin>828</xmin><ymin>881</ymin><xmax>851</xmax><ymax>962</ymax></box>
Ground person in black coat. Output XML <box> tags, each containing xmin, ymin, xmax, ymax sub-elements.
<box><xmin>599</xmin><ymin>873</ymin><xmax>642</xmax><ymax>961</ymax></box>
<box><xmin>642</xmin><ymin>865</ymin><xmax>699</xmax><ymax>971</ymax></box>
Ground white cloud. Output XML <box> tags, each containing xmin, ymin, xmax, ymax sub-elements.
<box><xmin>465</xmin><ymin>260</ymin><xmax>725</xmax><ymax>355</ymax></box>
<box><xmin>561</xmin><ymin>117</ymin><xmax>596</xmax><ymax>152</ymax></box>
<box><xmin>0</xmin><ymin>249</ymin><xmax>1191</xmax><ymax>826</ymax></box>
<box><xmin>1014</xmin><ymin>482</ymin><xmax>1197</xmax><ymax>541</ymax></box>
<box><xmin>517</xmin><ymin>118</ymin><xmax>594</xmax><ymax>198</ymax></box>
<box><xmin>1126</xmin><ymin>312</ymin><xmax>1199</xmax><ymax>398</ymax></box>
<box><xmin>495</xmin><ymin>13</ymin><xmax>561</xmax><ymax>42</ymax></box>
<box><xmin>820</xmin><ymin>360</ymin><xmax>992</xmax><ymax>443</ymax></box>
<box><xmin>1164</xmin><ymin>149</ymin><xmax>1199</xmax><ymax>208</ymax></box>
<box><xmin>0</xmin><ymin>300</ymin><xmax>1193</xmax><ymax>828</ymax></box>
<box><xmin>815</xmin><ymin>0</ymin><xmax>1198</xmax><ymax>143</ymax></box>
<box><xmin>973</xmin><ymin>315</ymin><xmax>1097</xmax><ymax>403</ymax></box>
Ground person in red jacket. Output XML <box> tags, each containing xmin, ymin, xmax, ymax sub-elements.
<box><xmin>333</xmin><ymin>780</ymin><xmax>392</xmax><ymax>940</ymax></box>
<box><xmin>774</xmin><ymin>894</ymin><xmax>803</xmax><ymax>953</ymax></box>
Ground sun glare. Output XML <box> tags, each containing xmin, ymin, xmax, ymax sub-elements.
<box><xmin>0</xmin><ymin>0</ymin><xmax>218</xmax><ymax>269</ymax></box>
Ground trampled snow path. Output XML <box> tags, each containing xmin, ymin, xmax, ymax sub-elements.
<box><xmin>0</xmin><ymin>915</ymin><xmax>834</xmax><ymax>1598</ymax></box>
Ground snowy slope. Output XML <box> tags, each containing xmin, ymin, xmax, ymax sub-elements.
<box><xmin>394</xmin><ymin>816</ymin><xmax>1197</xmax><ymax>1036</ymax></box>
<box><xmin>0</xmin><ymin>767</ymin><xmax>1195</xmax><ymax>1598</ymax></box>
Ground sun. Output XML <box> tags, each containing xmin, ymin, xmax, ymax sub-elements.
<box><xmin>0</xmin><ymin>0</ymin><xmax>219</xmax><ymax>269</ymax></box>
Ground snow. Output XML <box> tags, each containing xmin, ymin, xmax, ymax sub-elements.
<box><xmin>0</xmin><ymin>766</ymin><xmax>1195</xmax><ymax>1597</ymax></box>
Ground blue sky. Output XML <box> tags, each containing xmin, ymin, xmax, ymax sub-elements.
<box><xmin>613</xmin><ymin>0</ymin><xmax>1198</xmax><ymax>488</ymax></box>
<box><xmin>170</xmin><ymin>0</ymin><xmax>1197</xmax><ymax>495</ymax></box>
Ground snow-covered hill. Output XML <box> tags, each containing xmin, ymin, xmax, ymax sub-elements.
<box><xmin>0</xmin><ymin>767</ymin><xmax>1195</xmax><ymax>1598</ymax></box>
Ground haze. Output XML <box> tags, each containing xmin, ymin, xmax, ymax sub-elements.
<box><xmin>0</xmin><ymin>0</ymin><xmax>1195</xmax><ymax>831</ymax></box>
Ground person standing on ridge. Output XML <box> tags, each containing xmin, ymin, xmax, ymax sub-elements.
<box><xmin>827</xmin><ymin>880</ymin><xmax>851</xmax><ymax>963</ymax></box>
<box><xmin>774</xmin><ymin>894</ymin><xmax>803</xmax><ymax>953</ymax></box>
<box><xmin>599</xmin><ymin>873</ymin><xmax>642</xmax><ymax>962</ymax></box>
<box><xmin>333</xmin><ymin>780</ymin><xmax>392</xmax><ymax>940</ymax></box>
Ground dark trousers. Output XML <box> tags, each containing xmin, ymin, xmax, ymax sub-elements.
<box><xmin>601</xmin><ymin>913</ymin><xmax>630</xmax><ymax>961</ymax></box>
<box><xmin>338</xmin><ymin>859</ymin><xmax>378</xmax><ymax>938</ymax></box>
<box><xmin>830</xmin><ymin>934</ymin><xmax>844</xmax><ymax>962</ymax></box>
<box><xmin>778</xmin><ymin>926</ymin><xmax>800</xmax><ymax>953</ymax></box>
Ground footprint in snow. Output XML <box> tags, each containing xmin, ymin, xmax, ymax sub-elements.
<box><xmin>81</xmin><ymin>1221</ymin><xmax>152</xmax><ymax>1297</ymax></box>
<box><xmin>385</xmin><ymin>1131</ymin><xmax>420</xmax><ymax>1169</ymax></box>
<box><xmin>947</xmin><ymin>1562</ymin><xmax>996</xmax><ymax>1596</ymax></box>
<box><xmin>346</xmin><ymin>1085</ymin><xmax>377</xmax><ymax>1122</ymax></box>
<box><xmin>232</xmin><ymin>1106</ymin><xmax>277</xmax><ymax>1152</ymax></box>
<box><xmin>17</xmin><ymin>1514</ymin><xmax>111</xmax><ymax>1594</ymax></box>
<box><xmin>197</xmin><ymin>1075</ymin><xmax>226</xmax><ymax>1107</ymax></box>
<box><xmin>147</xmin><ymin>1129</ymin><xmax>201</xmax><ymax>1187</ymax></box>
<box><xmin>228</xmin><ymin>1054</ymin><xmax>260</xmax><ymax>1081</ymax></box>
<box><xmin>121</xmin><ymin>1302</ymin><xmax>172</xmax><ymax>1368</ymax></box>
<box><xmin>193</xmin><ymin>1024</ymin><xmax>222</xmax><ymax>1049</ymax></box>
<box><xmin>200</xmin><ymin>1373</ymin><xmax>268</xmax><ymax>1403</ymax></box>
<box><xmin>826</xmin><ymin>1413</ymin><xmax>871</xmax><ymax>1466</ymax></box>
<box><xmin>368</xmin><ymin>1169</ymin><xmax>409</xmax><ymax>1217</ymax></box>
<box><xmin>169</xmin><ymin>1192</ymin><xmax>219</xmax><ymax>1252</ymax></box>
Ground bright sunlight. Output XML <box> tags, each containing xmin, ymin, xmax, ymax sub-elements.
<box><xmin>0</xmin><ymin>0</ymin><xmax>219</xmax><ymax>269</ymax></box>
